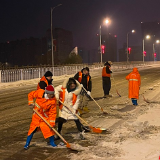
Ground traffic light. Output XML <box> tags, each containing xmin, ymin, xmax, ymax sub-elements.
<box><xmin>154</xmin><ymin>53</ymin><xmax>156</xmax><ymax>57</ymax></box>
<box><xmin>143</xmin><ymin>51</ymin><xmax>146</xmax><ymax>56</ymax></box>
<box><xmin>101</xmin><ymin>45</ymin><xmax>105</xmax><ymax>54</ymax></box>
<box><xmin>128</xmin><ymin>47</ymin><xmax>131</xmax><ymax>54</ymax></box>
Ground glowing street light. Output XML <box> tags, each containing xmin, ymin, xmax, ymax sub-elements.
<box><xmin>126</xmin><ymin>29</ymin><xmax>135</xmax><ymax>63</ymax></box>
<box><xmin>132</xmin><ymin>30</ymin><xmax>135</xmax><ymax>33</ymax></box>
<box><xmin>146</xmin><ymin>35</ymin><xmax>150</xmax><ymax>39</ymax></box>
<box><xmin>105</xmin><ymin>19</ymin><xmax>110</xmax><ymax>24</ymax></box>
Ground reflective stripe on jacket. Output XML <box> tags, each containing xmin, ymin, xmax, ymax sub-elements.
<box><xmin>129</xmin><ymin>79</ymin><xmax>138</xmax><ymax>81</ymax></box>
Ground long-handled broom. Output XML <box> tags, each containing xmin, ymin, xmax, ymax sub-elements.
<box><xmin>111</xmin><ymin>74</ymin><xmax>121</xmax><ymax>97</ymax></box>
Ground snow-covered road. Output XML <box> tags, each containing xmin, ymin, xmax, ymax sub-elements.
<box><xmin>1</xmin><ymin>64</ymin><xmax>160</xmax><ymax>160</ymax></box>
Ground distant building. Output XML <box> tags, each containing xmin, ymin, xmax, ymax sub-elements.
<box><xmin>53</xmin><ymin>28</ymin><xmax>73</xmax><ymax>64</ymax></box>
<box><xmin>78</xmin><ymin>47</ymin><xmax>88</xmax><ymax>63</ymax></box>
<box><xmin>141</xmin><ymin>21</ymin><xmax>160</xmax><ymax>61</ymax></box>
<box><xmin>0</xmin><ymin>37</ymin><xmax>47</xmax><ymax>66</ymax></box>
<box><xmin>101</xmin><ymin>33</ymin><xmax>117</xmax><ymax>62</ymax></box>
<box><xmin>0</xmin><ymin>28</ymin><xmax>73</xmax><ymax>66</ymax></box>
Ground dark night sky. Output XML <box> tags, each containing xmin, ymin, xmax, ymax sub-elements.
<box><xmin>1</xmin><ymin>0</ymin><xmax>160</xmax><ymax>51</ymax></box>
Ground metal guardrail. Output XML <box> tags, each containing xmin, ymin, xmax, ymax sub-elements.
<box><xmin>0</xmin><ymin>61</ymin><xmax>157</xmax><ymax>83</ymax></box>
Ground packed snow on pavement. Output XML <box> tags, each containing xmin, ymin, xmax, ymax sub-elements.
<box><xmin>1</xmin><ymin>65</ymin><xmax>160</xmax><ymax>160</ymax></box>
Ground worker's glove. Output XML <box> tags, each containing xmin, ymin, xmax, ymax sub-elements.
<box><xmin>55</xmin><ymin>94</ymin><xmax>59</xmax><ymax>101</ymax></box>
<box><xmin>87</xmin><ymin>91</ymin><xmax>91</xmax><ymax>96</ymax></box>
<box><xmin>28</xmin><ymin>103</ymin><xmax>35</xmax><ymax>109</ymax></box>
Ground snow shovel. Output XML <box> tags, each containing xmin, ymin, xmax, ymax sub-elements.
<box><xmin>142</xmin><ymin>95</ymin><xmax>159</xmax><ymax>103</ymax></box>
<box><xmin>111</xmin><ymin>74</ymin><xmax>121</xmax><ymax>97</ymax></box>
<box><xmin>82</xmin><ymin>86</ymin><xmax>108</xmax><ymax>114</ymax></box>
<box><xmin>142</xmin><ymin>95</ymin><xmax>150</xmax><ymax>103</ymax></box>
<box><xmin>58</xmin><ymin>100</ymin><xmax>107</xmax><ymax>134</ymax></box>
<box><xmin>33</xmin><ymin>108</ymin><xmax>81</xmax><ymax>151</ymax></box>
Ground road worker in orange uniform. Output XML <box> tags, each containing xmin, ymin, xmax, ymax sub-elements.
<box><xmin>55</xmin><ymin>78</ymin><xmax>84</xmax><ymax>139</ymax></box>
<box><xmin>74</xmin><ymin>67</ymin><xmax>92</xmax><ymax>113</ymax></box>
<box><xmin>102</xmin><ymin>61</ymin><xmax>113</xmax><ymax>98</ymax></box>
<box><xmin>126</xmin><ymin>67</ymin><xmax>141</xmax><ymax>105</ymax></box>
<box><xmin>37</xmin><ymin>71</ymin><xmax>53</xmax><ymax>90</ymax></box>
<box><xmin>24</xmin><ymin>85</ymin><xmax>57</xmax><ymax>149</ymax></box>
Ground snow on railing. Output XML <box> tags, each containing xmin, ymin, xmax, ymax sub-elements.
<box><xmin>0</xmin><ymin>61</ymin><xmax>157</xmax><ymax>83</ymax></box>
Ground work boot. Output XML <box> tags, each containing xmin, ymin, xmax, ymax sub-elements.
<box><xmin>132</xmin><ymin>99</ymin><xmax>138</xmax><ymax>105</ymax></box>
<box><xmin>106</xmin><ymin>94</ymin><xmax>112</xmax><ymax>98</ymax></box>
<box><xmin>83</xmin><ymin>106</ymin><xmax>90</xmax><ymax>112</ymax></box>
<box><xmin>79</xmin><ymin>132</ymin><xmax>85</xmax><ymax>140</ymax></box>
<box><xmin>82</xmin><ymin>125</ymin><xmax>90</xmax><ymax>132</ymax></box>
<box><xmin>103</xmin><ymin>95</ymin><xmax>107</xmax><ymax>98</ymax></box>
<box><xmin>49</xmin><ymin>136</ymin><xmax>57</xmax><ymax>147</ymax></box>
<box><xmin>24</xmin><ymin>133</ymin><xmax>34</xmax><ymax>150</ymax></box>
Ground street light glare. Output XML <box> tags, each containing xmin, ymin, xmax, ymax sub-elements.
<box><xmin>105</xmin><ymin>19</ymin><xmax>110</xmax><ymax>24</ymax></box>
<box><xmin>146</xmin><ymin>35</ymin><xmax>150</xmax><ymax>39</ymax></box>
<box><xmin>156</xmin><ymin>40</ymin><xmax>160</xmax><ymax>43</ymax></box>
<box><xmin>132</xmin><ymin>30</ymin><xmax>135</xmax><ymax>33</ymax></box>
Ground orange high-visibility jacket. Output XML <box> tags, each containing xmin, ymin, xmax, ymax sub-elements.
<box><xmin>102</xmin><ymin>66</ymin><xmax>111</xmax><ymax>77</ymax></box>
<box><xmin>126</xmin><ymin>68</ymin><xmax>141</xmax><ymax>99</ymax></box>
<box><xmin>28</xmin><ymin>89</ymin><xmax>57</xmax><ymax>139</ymax></box>
<box><xmin>59</xmin><ymin>87</ymin><xmax>77</xmax><ymax>110</ymax></box>
<box><xmin>78</xmin><ymin>71</ymin><xmax>90</xmax><ymax>88</ymax></box>
<box><xmin>37</xmin><ymin>76</ymin><xmax>48</xmax><ymax>90</ymax></box>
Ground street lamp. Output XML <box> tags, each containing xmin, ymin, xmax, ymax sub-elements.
<box><xmin>142</xmin><ymin>35</ymin><xmax>150</xmax><ymax>63</ymax></box>
<box><xmin>100</xmin><ymin>19</ymin><xmax>110</xmax><ymax>64</ymax></box>
<box><xmin>51</xmin><ymin>4</ymin><xmax>62</xmax><ymax>68</ymax></box>
<box><xmin>126</xmin><ymin>30</ymin><xmax>135</xmax><ymax>63</ymax></box>
<box><xmin>153</xmin><ymin>40</ymin><xmax>160</xmax><ymax>61</ymax></box>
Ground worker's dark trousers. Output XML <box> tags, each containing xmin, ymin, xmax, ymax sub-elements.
<box><xmin>102</xmin><ymin>77</ymin><xmax>111</xmax><ymax>95</ymax></box>
<box><xmin>58</xmin><ymin>117</ymin><xmax>82</xmax><ymax>133</ymax></box>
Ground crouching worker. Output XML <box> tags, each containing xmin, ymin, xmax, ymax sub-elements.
<box><xmin>55</xmin><ymin>77</ymin><xmax>85</xmax><ymax>140</ymax></box>
<box><xmin>24</xmin><ymin>85</ymin><xmax>57</xmax><ymax>149</ymax></box>
<box><xmin>126</xmin><ymin>67</ymin><xmax>141</xmax><ymax>105</ymax></box>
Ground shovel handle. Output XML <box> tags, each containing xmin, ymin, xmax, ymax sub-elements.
<box><xmin>58</xmin><ymin>100</ymin><xmax>105</xmax><ymax>134</ymax></box>
<box><xmin>82</xmin><ymin>86</ymin><xmax>104</xmax><ymax>111</ymax></box>
<box><xmin>33</xmin><ymin>108</ymin><xmax>70</xmax><ymax>148</ymax></box>
<box><xmin>58</xmin><ymin>100</ymin><xmax>90</xmax><ymax>126</ymax></box>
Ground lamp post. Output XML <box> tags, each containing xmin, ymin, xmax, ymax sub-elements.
<box><xmin>100</xmin><ymin>25</ymin><xmax>102</xmax><ymax>64</ymax></box>
<box><xmin>100</xmin><ymin>19</ymin><xmax>110</xmax><ymax>64</ymax></box>
<box><xmin>51</xmin><ymin>4</ymin><xmax>62</xmax><ymax>68</ymax></box>
<box><xmin>153</xmin><ymin>43</ymin><xmax>155</xmax><ymax>61</ymax></box>
<box><xmin>153</xmin><ymin>40</ymin><xmax>160</xmax><ymax>61</ymax></box>
<box><xmin>142</xmin><ymin>35</ymin><xmax>150</xmax><ymax>63</ymax></box>
<box><xmin>126</xmin><ymin>30</ymin><xmax>135</xmax><ymax>63</ymax></box>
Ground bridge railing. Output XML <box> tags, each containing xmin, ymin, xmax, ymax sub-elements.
<box><xmin>0</xmin><ymin>61</ymin><xmax>157</xmax><ymax>83</ymax></box>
